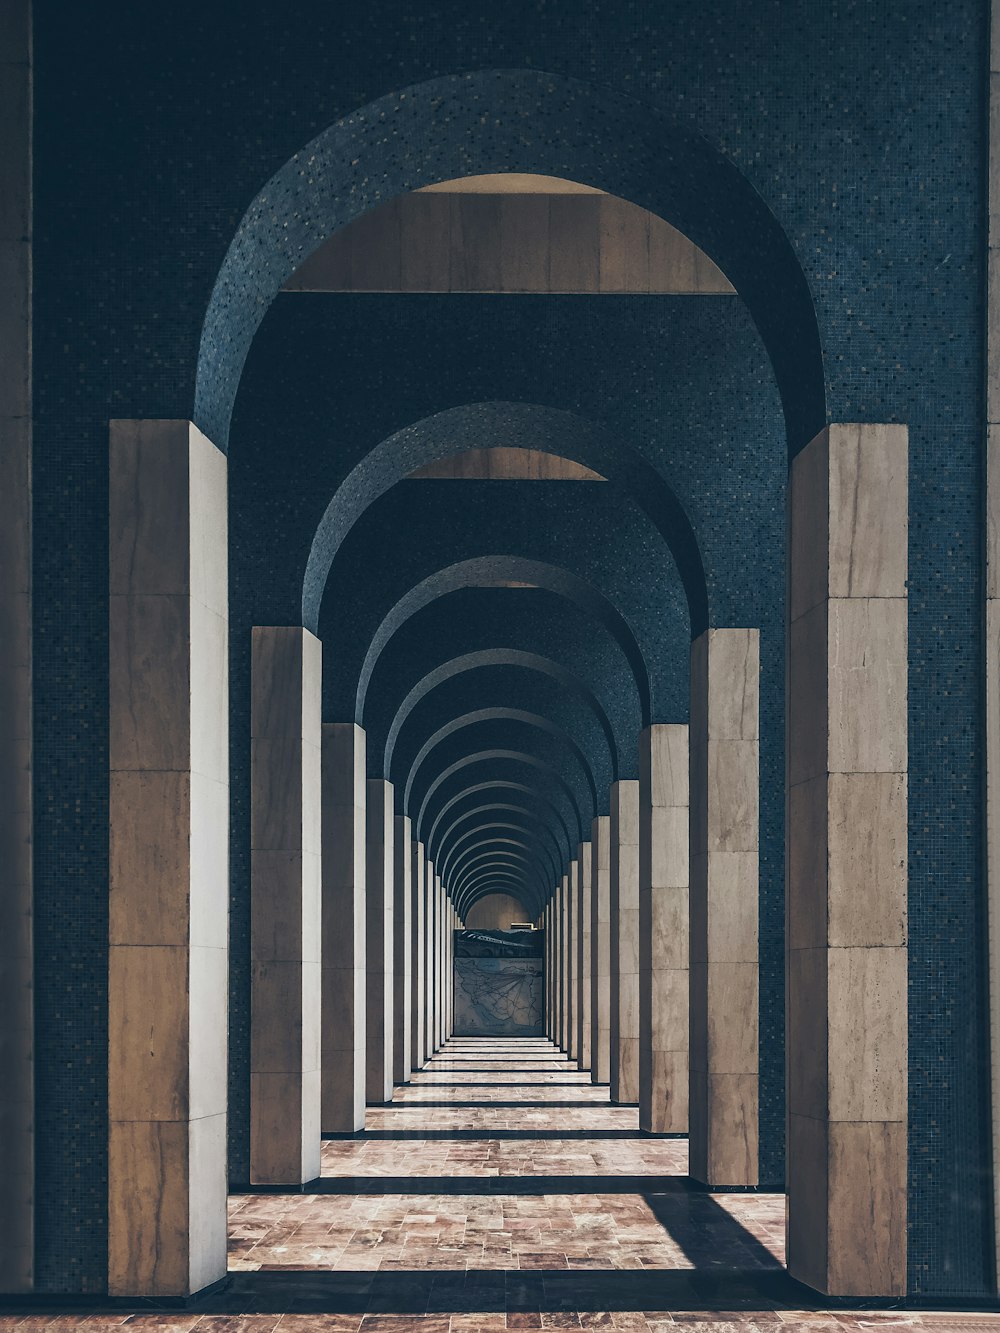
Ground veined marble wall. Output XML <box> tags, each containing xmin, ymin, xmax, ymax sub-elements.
<box><xmin>454</xmin><ymin>958</ymin><xmax>544</xmax><ymax>1036</ymax></box>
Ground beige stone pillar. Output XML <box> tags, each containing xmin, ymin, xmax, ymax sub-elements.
<box><xmin>689</xmin><ymin>631</ymin><xmax>759</xmax><ymax>1182</ymax></box>
<box><xmin>365</xmin><ymin>779</ymin><xmax>394</xmax><ymax>1103</ymax></box>
<box><xmin>610</xmin><ymin>781</ymin><xmax>640</xmax><ymax>1103</ymax></box>
<box><xmin>321</xmin><ymin>724</ymin><xmax>366</xmax><ymax>1133</ymax></box>
<box><xmin>393</xmin><ymin>815</ymin><xmax>412</xmax><ymax>1085</ymax></box>
<box><xmin>438</xmin><ymin>876</ymin><xmax>447</xmax><ymax>1047</ymax></box>
<box><xmin>250</xmin><ymin>626</ymin><xmax>321</xmax><ymax>1185</ymax></box>
<box><xmin>424</xmin><ymin>857</ymin><xmax>436</xmax><ymax>1056</ymax></box>
<box><xmin>410</xmin><ymin>840</ymin><xmax>425</xmax><ymax>1071</ymax></box>
<box><xmin>591</xmin><ymin>816</ymin><xmax>612</xmax><ymax>1084</ymax></box>
<box><xmin>451</xmin><ymin>902</ymin><xmax>458</xmax><ymax>1034</ymax></box>
<box><xmin>579</xmin><ymin>841</ymin><xmax>593</xmax><ymax>1072</ymax></box>
<box><xmin>108</xmin><ymin>420</ymin><xmax>229</xmax><ymax>1294</ymax></box>
<box><xmin>559</xmin><ymin>875</ymin><xmax>570</xmax><ymax>1050</ymax></box>
<box><xmin>0</xmin><ymin>7</ymin><xmax>33</xmax><ymax>1290</ymax></box>
<box><xmin>638</xmin><ymin>725</ymin><xmax>689</xmax><ymax>1136</ymax></box>
<box><xmin>567</xmin><ymin>862</ymin><xmax>580</xmax><ymax>1061</ymax></box>
<box><xmin>549</xmin><ymin>901</ymin><xmax>557</xmax><ymax>1034</ymax></box>
<box><xmin>988</xmin><ymin>27</ymin><xmax>1000</xmax><ymax>1287</ymax></box>
<box><xmin>786</xmin><ymin>423</ymin><xmax>908</xmax><ymax>1297</ymax></box>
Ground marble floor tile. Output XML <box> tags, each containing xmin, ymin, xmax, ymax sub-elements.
<box><xmin>5</xmin><ymin>1040</ymin><xmax>997</xmax><ymax>1331</ymax></box>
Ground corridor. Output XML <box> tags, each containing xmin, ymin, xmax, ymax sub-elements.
<box><xmin>219</xmin><ymin>1039</ymin><xmax>951</xmax><ymax>1329</ymax></box>
<box><xmin>6</xmin><ymin>1040</ymin><xmax>998</xmax><ymax>1327</ymax></box>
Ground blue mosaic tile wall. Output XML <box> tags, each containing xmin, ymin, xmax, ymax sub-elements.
<box><xmin>30</xmin><ymin>0</ymin><xmax>989</xmax><ymax>1297</ymax></box>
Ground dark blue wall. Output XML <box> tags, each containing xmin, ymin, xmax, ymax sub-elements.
<box><xmin>31</xmin><ymin>0</ymin><xmax>988</xmax><ymax>1296</ymax></box>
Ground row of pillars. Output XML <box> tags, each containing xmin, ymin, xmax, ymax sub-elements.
<box><xmin>253</xmin><ymin>706</ymin><xmax>462</xmax><ymax>1180</ymax></box>
<box><xmin>542</xmin><ymin>626</ymin><xmax>759</xmax><ymax>1189</ymax></box>
<box><xmin>107</xmin><ymin>420</ymin><xmax>463</xmax><ymax>1295</ymax></box>
<box><xmin>541</xmin><ymin>423</ymin><xmax>909</xmax><ymax>1296</ymax></box>
<box><xmin>104</xmin><ymin>417</ymin><xmax>907</xmax><ymax>1300</ymax></box>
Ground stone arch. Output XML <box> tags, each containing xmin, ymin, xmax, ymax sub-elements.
<box><xmin>196</xmin><ymin>69</ymin><xmax>825</xmax><ymax>458</ymax></box>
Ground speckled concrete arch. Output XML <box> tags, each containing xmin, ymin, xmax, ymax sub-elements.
<box><xmin>440</xmin><ymin>822</ymin><xmax>562</xmax><ymax>889</ymax></box>
<box><xmin>196</xmin><ymin>69</ymin><xmax>824</xmax><ymax>459</ymax></box>
<box><xmin>399</xmin><ymin>708</ymin><xmax>600</xmax><ymax>820</ymax></box>
<box><xmin>302</xmin><ymin>401</ymin><xmax>710</xmax><ymax>635</ymax></box>
<box><xmin>380</xmin><ymin>651</ymin><xmax>620</xmax><ymax>784</ymax></box>
<box><xmin>353</xmin><ymin>556</ymin><xmax>652</xmax><ymax>728</ymax></box>
<box><xmin>427</xmin><ymin>785</ymin><xmax>576</xmax><ymax>869</ymax></box>
<box><xmin>360</xmin><ymin>590</ymin><xmax>643</xmax><ymax>781</ymax></box>
<box><xmin>415</xmin><ymin>749</ymin><xmax>586</xmax><ymax>851</ymax></box>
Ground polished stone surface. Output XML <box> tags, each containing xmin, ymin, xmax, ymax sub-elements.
<box><xmin>454</xmin><ymin>961</ymin><xmax>544</xmax><ymax>1037</ymax></box>
<box><xmin>3</xmin><ymin>1039</ymin><xmax>993</xmax><ymax>1326</ymax></box>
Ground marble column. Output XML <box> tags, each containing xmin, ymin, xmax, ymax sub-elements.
<box><xmin>549</xmin><ymin>901</ymin><xmax>557</xmax><ymax>1034</ymax></box>
<box><xmin>393</xmin><ymin>815</ymin><xmax>412</xmax><ymax>1085</ymax></box>
<box><xmin>321</xmin><ymin>724</ymin><xmax>366</xmax><ymax>1133</ymax></box>
<box><xmin>610</xmin><ymin>781</ymin><xmax>640</xmax><ymax>1103</ymax></box>
<box><xmin>438</xmin><ymin>877</ymin><xmax>447</xmax><ymax>1047</ymax></box>
<box><xmin>786</xmin><ymin>423</ymin><xmax>908</xmax><ymax>1297</ymax></box>
<box><xmin>108</xmin><ymin>420</ymin><xmax>228</xmax><ymax>1294</ymax></box>
<box><xmin>560</xmin><ymin>875</ymin><xmax>571</xmax><ymax>1051</ymax></box>
<box><xmin>250</xmin><ymin>626</ymin><xmax>321</xmax><ymax>1185</ymax></box>
<box><xmin>424</xmin><ymin>858</ymin><xmax>436</xmax><ymax>1056</ymax></box>
<box><xmin>568</xmin><ymin>861</ymin><xmax>581</xmax><ymax>1061</ymax></box>
<box><xmin>579</xmin><ymin>841</ymin><xmax>593</xmax><ymax>1072</ymax></box>
<box><xmin>451</xmin><ymin>902</ymin><xmax>458</xmax><ymax>1034</ymax></box>
<box><xmin>591</xmin><ymin>816</ymin><xmax>612</xmax><ymax>1084</ymax></box>
<box><xmin>638</xmin><ymin>725</ymin><xmax>689</xmax><ymax>1136</ymax></box>
<box><xmin>411</xmin><ymin>841</ymin><xmax>425</xmax><ymax>1070</ymax></box>
<box><xmin>0</xmin><ymin>6</ymin><xmax>33</xmax><ymax>1291</ymax></box>
<box><xmin>689</xmin><ymin>631</ymin><xmax>759</xmax><ymax>1183</ymax></box>
<box><xmin>365</xmin><ymin>779</ymin><xmax>394</xmax><ymax>1104</ymax></box>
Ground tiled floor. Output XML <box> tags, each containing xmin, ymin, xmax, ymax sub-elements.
<box><xmin>5</xmin><ymin>1037</ymin><xmax>999</xmax><ymax>1330</ymax></box>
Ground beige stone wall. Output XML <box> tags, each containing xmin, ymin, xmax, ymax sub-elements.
<box><xmin>284</xmin><ymin>189</ymin><xmax>734</xmax><ymax>296</ymax></box>
<box><xmin>465</xmin><ymin>892</ymin><xmax>530</xmax><ymax>930</ymax></box>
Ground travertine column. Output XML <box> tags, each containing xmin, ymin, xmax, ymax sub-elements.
<box><xmin>365</xmin><ymin>780</ymin><xmax>394</xmax><ymax>1103</ymax></box>
<box><xmin>251</xmin><ymin>626</ymin><xmax>321</xmax><ymax>1184</ymax></box>
<box><xmin>108</xmin><ymin>420</ymin><xmax>228</xmax><ymax>1294</ymax></box>
<box><xmin>639</xmin><ymin>725</ymin><xmax>689</xmax><ymax>1136</ymax></box>
<box><xmin>689</xmin><ymin>632</ymin><xmax>758</xmax><ymax>1182</ymax></box>
<box><xmin>787</xmin><ymin>424</ymin><xmax>908</xmax><ymax>1296</ymax></box>
<box><xmin>988</xmin><ymin>30</ymin><xmax>1000</xmax><ymax>1289</ymax></box>
<box><xmin>393</xmin><ymin>815</ymin><xmax>412</xmax><ymax>1085</ymax></box>
<box><xmin>448</xmin><ymin>902</ymin><xmax>456</xmax><ymax>1035</ymax></box>
<box><xmin>0</xmin><ymin>9</ymin><xmax>33</xmax><ymax>1290</ymax></box>
<box><xmin>579</xmin><ymin>841</ymin><xmax>593</xmax><ymax>1072</ymax></box>
<box><xmin>560</xmin><ymin>875</ymin><xmax>571</xmax><ymax>1051</ymax></box>
<box><xmin>442</xmin><ymin>879</ymin><xmax>450</xmax><ymax>1045</ymax></box>
<box><xmin>411</xmin><ymin>842</ymin><xmax>426</xmax><ymax>1070</ymax></box>
<box><xmin>592</xmin><ymin>817</ymin><xmax>612</xmax><ymax>1084</ymax></box>
<box><xmin>610</xmin><ymin>781</ymin><xmax>640</xmax><ymax>1103</ymax></box>
<box><xmin>568</xmin><ymin>862</ymin><xmax>581</xmax><ymax>1061</ymax></box>
<box><xmin>321</xmin><ymin>724</ymin><xmax>366</xmax><ymax>1133</ymax></box>
<box><xmin>424</xmin><ymin>858</ymin><xmax>436</xmax><ymax>1056</ymax></box>
<box><xmin>549</xmin><ymin>901</ymin><xmax>557</xmax><ymax>1034</ymax></box>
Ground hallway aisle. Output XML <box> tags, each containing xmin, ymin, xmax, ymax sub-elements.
<box><xmin>218</xmin><ymin>1040</ymin><xmax>991</xmax><ymax>1328</ymax></box>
